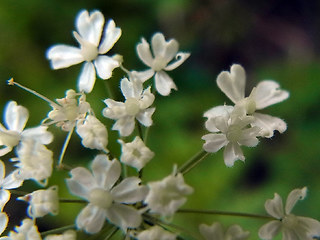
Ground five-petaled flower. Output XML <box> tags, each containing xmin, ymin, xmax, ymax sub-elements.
<box><xmin>47</xmin><ymin>10</ymin><xmax>122</xmax><ymax>93</ymax></box>
<box><xmin>199</xmin><ymin>222</ymin><xmax>250</xmax><ymax>240</ymax></box>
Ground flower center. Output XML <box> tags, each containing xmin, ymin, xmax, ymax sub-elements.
<box><xmin>226</xmin><ymin>125</ymin><xmax>242</xmax><ymax>142</ymax></box>
<box><xmin>81</xmin><ymin>41</ymin><xmax>99</xmax><ymax>62</ymax></box>
<box><xmin>125</xmin><ymin>98</ymin><xmax>140</xmax><ymax>116</ymax></box>
<box><xmin>282</xmin><ymin>214</ymin><xmax>299</xmax><ymax>228</ymax></box>
<box><xmin>132</xmin><ymin>148</ymin><xmax>142</xmax><ymax>158</ymax></box>
<box><xmin>0</xmin><ymin>130</ymin><xmax>20</xmax><ymax>148</ymax></box>
<box><xmin>152</xmin><ymin>57</ymin><xmax>167</xmax><ymax>71</ymax></box>
<box><xmin>88</xmin><ymin>188</ymin><xmax>113</xmax><ymax>209</ymax></box>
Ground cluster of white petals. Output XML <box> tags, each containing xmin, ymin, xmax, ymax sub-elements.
<box><xmin>47</xmin><ymin>10</ymin><xmax>122</xmax><ymax>93</ymax></box>
<box><xmin>0</xmin><ymin>101</ymin><xmax>53</xmax><ymax>156</ymax></box>
<box><xmin>259</xmin><ymin>187</ymin><xmax>320</xmax><ymax>240</ymax></box>
<box><xmin>103</xmin><ymin>78</ymin><xmax>155</xmax><ymax>136</ymax></box>
<box><xmin>0</xmin><ymin>218</ymin><xmax>42</xmax><ymax>240</ymax></box>
<box><xmin>118</xmin><ymin>136</ymin><xmax>154</xmax><ymax>171</ymax></box>
<box><xmin>136</xmin><ymin>32</ymin><xmax>190</xmax><ymax>96</ymax></box>
<box><xmin>202</xmin><ymin>106</ymin><xmax>260</xmax><ymax>166</ymax></box>
<box><xmin>43</xmin><ymin>90</ymin><xmax>91</xmax><ymax>132</ymax></box>
<box><xmin>144</xmin><ymin>170</ymin><xmax>193</xmax><ymax>218</ymax></box>
<box><xmin>199</xmin><ymin>222</ymin><xmax>250</xmax><ymax>240</ymax></box>
<box><xmin>43</xmin><ymin>230</ymin><xmax>76</xmax><ymax>240</ymax></box>
<box><xmin>66</xmin><ymin>154</ymin><xmax>148</xmax><ymax>233</ymax></box>
<box><xmin>19</xmin><ymin>186</ymin><xmax>59</xmax><ymax>218</ymax></box>
<box><xmin>216</xmin><ymin>64</ymin><xmax>289</xmax><ymax>137</ymax></box>
<box><xmin>136</xmin><ymin>225</ymin><xmax>177</xmax><ymax>240</ymax></box>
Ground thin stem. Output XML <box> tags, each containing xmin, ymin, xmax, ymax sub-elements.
<box><xmin>136</xmin><ymin>120</ymin><xmax>144</xmax><ymax>141</ymax></box>
<box><xmin>58</xmin><ymin>127</ymin><xmax>74</xmax><ymax>167</ymax></box>
<box><xmin>144</xmin><ymin>127</ymin><xmax>150</xmax><ymax>145</ymax></box>
<box><xmin>104</xmin><ymin>80</ymin><xmax>115</xmax><ymax>99</ymax></box>
<box><xmin>10</xmin><ymin>189</ymin><xmax>29</xmax><ymax>196</ymax></box>
<box><xmin>178</xmin><ymin>149</ymin><xmax>210</xmax><ymax>175</ymax></box>
<box><xmin>8</xmin><ymin>78</ymin><xmax>59</xmax><ymax>108</ymax></box>
<box><xmin>40</xmin><ymin>224</ymin><xmax>75</xmax><ymax>237</ymax></box>
<box><xmin>177</xmin><ymin>208</ymin><xmax>274</xmax><ymax>220</ymax></box>
<box><xmin>59</xmin><ymin>199</ymin><xmax>87</xmax><ymax>204</ymax></box>
<box><xmin>103</xmin><ymin>226</ymin><xmax>119</xmax><ymax>240</ymax></box>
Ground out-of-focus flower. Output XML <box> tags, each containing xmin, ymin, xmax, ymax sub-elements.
<box><xmin>66</xmin><ymin>154</ymin><xmax>148</xmax><ymax>233</ymax></box>
<box><xmin>136</xmin><ymin>33</ymin><xmax>190</xmax><ymax>96</ymax></box>
<box><xmin>259</xmin><ymin>187</ymin><xmax>320</xmax><ymax>240</ymax></box>
<box><xmin>47</xmin><ymin>10</ymin><xmax>121</xmax><ymax>93</ymax></box>
<box><xmin>1</xmin><ymin>218</ymin><xmax>41</xmax><ymax>240</ymax></box>
<box><xmin>199</xmin><ymin>222</ymin><xmax>250</xmax><ymax>240</ymax></box>
<box><xmin>137</xmin><ymin>225</ymin><xmax>177</xmax><ymax>240</ymax></box>
<box><xmin>103</xmin><ymin>78</ymin><xmax>155</xmax><ymax>136</ymax></box>
<box><xmin>44</xmin><ymin>230</ymin><xmax>76</xmax><ymax>240</ymax></box>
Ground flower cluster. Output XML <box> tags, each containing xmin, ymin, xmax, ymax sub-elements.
<box><xmin>0</xmin><ymin>8</ymin><xmax>319</xmax><ymax>240</ymax></box>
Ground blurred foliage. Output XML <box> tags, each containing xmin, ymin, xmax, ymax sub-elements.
<box><xmin>1</xmin><ymin>0</ymin><xmax>320</xmax><ymax>239</ymax></box>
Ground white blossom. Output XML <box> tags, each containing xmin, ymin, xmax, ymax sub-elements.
<box><xmin>216</xmin><ymin>64</ymin><xmax>289</xmax><ymax>137</ymax></box>
<box><xmin>0</xmin><ymin>160</ymin><xmax>23</xmax><ymax>210</ymax></box>
<box><xmin>136</xmin><ymin>32</ymin><xmax>190</xmax><ymax>96</ymax></box>
<box><xmin>103</xmin><ymin>78</ymin><xmax>155</xmax><ymax>137</ymax></box>
<box><xmin>144</xmin><ymin>169</ymin><xmax>193</xmax><ymax>218</ymax></box>
<box><xmin>118</xmin><ymin>136</ymin><xmax>154</xmax><ymax>171</ymax></box>
<box><xmin>43</xmin><ymin>89</ymin><xmax>91</xmax><ymax>132</ymax></box>
<box><xmin>259</xmin><ymin>187</ymin><xmax>320</xmax><ymax>240</ymax></box>
<box><xmin>19</xmin><ymin>186</ymin><xmax>59</xmax><ymax>218</ymax></box>
<box><xmin>199</xmin><ymin>222</ymin><xmax>250</xmax><ymax>240</ymax></box>
<box><xmin>0</xmin><ymin>212</ymin><xmax>8</xmax><ymax>236</ymax></box>
<box><xmin>202</xmin><ymin>105</ymin><xmax>261</xmax><ymax>167</ymax></box>
<box><xmin>136</xmin><ymin>225</ymin><xmax>177</xmax><ymax>240</ymax></box>
<box><xmin>0</xmin><ymin>101</ymin><xmax>53</xmax><ymax>156</ymax></box>
<box><xmin>47</xmin><ymin>9</ymin><xmax>122</xmax><ymax>93</ymax></box>
<box><xmin>66</xmin><ymin>154</ymin><xmax>148</xmax><ymax>234</ymax></box>
<box><xmin>1</xmin><ymin>218</ymin><xmax>42</xmax><ymax>240</ymax></box>
<box><xmin>76</xmin><ymin>115</ymin><xmax>108</xmax><ymax>151</ymax></box>
<box><xmin>11</xmin><ymin>139</ymin><xmax>53</xmax><ymax>185</ymax></box>
<box><xmin>44</xmin><ymin>230</ymin><xmax>76</xmax><ymax>240</ymax></box>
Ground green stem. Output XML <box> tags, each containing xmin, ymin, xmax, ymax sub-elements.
<box><xmin>144</xmin><ymin>127</ymin><xmax>150</xmax><ymax>145</ymax></box>
<box><xmin>10</xmin><ymin>189</ymin><xmax>29</xmax><ymax>196</ymax></box>
<box><xmin>177</xmin><ymin>208</ymin><xmax>274</xmax><ymax>220</ymax></box>
<box><xmin>59</xmin><ymin>199</ymin><xmax>87</xmax><ymax>204</ymax></box>
<box><xmin>178</xmin><ymin>149</ymin><xmax>210</xmax><ymax>175</ymax></box>
<box><xmin>104</xmin><ymin>80</ymin><xmax>115</xmax><ymax>99</ymax></box>
<box><xmin>104</xmin><ymin>226</ymin><xmax>119</xmax><ymax>240</ymax></box>
<box><xmin>40</xmin><ymin>224</ymin><xmax>75</xmax><ymax>237</ymax></box>
<box><xmin>58</xmin><ymin>127</ymin><xmax>74</xmax><ymax>167</ymax></box>
<box><xmin>136</xmin><ymin>119</ymin><xmax>144</xmax><ymax>141</ymax></box>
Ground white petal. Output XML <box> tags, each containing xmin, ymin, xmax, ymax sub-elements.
<box><xmin>255</xmin><ymin>80</ymin><xmax>289</xmax><ymax>109</ymax></box>
<box><xmin>136</xmin><ymin>38</ymin><xmax>153</xmax><ymax>67</ymax></box>
<box><xmin>258</xmin><ymin>220</ymin><xmax>281</xmax><ymax>240</ymax></box>
<box><xmin>0</xmin><ymin>160</ymin><xmax>4</xmax><ymax>179</ymax></box>
<box><xmin>94</xmin><ymin>55</ymin><xmax>119</xmax><ymax>80</ymax></box>
<box><xmin>111</xmin><ymin>177</ymin><xmax>148</xmax><ymax>203</ymax></box>
<box><xmin>217</xmin><ymin>64</ymin><xmax>246</xmax><ymax>103</ymax></box>
<box><xmin>21</xmin><ymin>126</ymin><xmax>53</xmax><ymax>145</ymax></box>
<box><xmin>139</xmin><ymin>87</ymin><xmax>155</xmax><ymax>109</ymax></box>
<box><xmin>0</xmin><ymin>212</ymin><xmax>8</xmax><ymax>235</ymax></box>
<box><xmin>91</xmin><ymin>155</ymin><xmax>121</xmax><ymax>190</ymax></box>
<box><xmin>105</xmin><ymin>203</ymin><xmax>142</xmax><ymax>230</ymax></box>
<box><xmin>297</xmin><ymin>216</ymin><xmax>320</xmax><ymax>236</ymax></box>
<box><xmin>76</xmin><ymin>10</ymin><xmax>104</xmax><ymax>45</ymax></box>
<box><xmin>199</xmin><ymin>222</ymin><xmax>224</xmax><ymax>240</ymax></box>
<box><xmin>136</xmin><ymin>107</ymin><xmax>155</xmax><ymax>127</ymax></box>
<box><xmin>265</xmin><ymin>193</ymin><xmax>284</xmax><ymax>219</ymax></box>
<box><xmin>46</xmin><ymin>45</ymin><xmax>83</xmax><ymax>69</ymax></box>
<box><xmin>2</xmin><ymin>171</ymin><xmax>23</xmax><ymax>190</ymax></box>
<box><xmin>285</xmin><ymin>187</ymin><xmax>307</xmax><ymax>214</ymax></box>
<box><xmin>5</xmin><ymin>101</ymin><xmax>29</xmax><ymax>132</ymax></box>
<box><xmin>165</xmin><ymin>52</ymin><xmax>190</xmax><ymax>71</ymax></box>
<box><xmin>223</xmin><ymin>142</ymin><xmax>244</xmax><ymax>167</ymax></box>
<box><xmin>0</xmin><ymin>146</ymin><xmax>12</xmax><ymax>157</ymax></box>
<box><xmin>76</xmin><ymin>204</ymin><xmax>106</xmax><ymax>234</ymax></box>
<box><xmin>112</xmin><ymin>116</ymin><xmax>135</xmax><ymax>137</ymax></box>
<box><xmin>282</xmin><ymin>228</ymin><xmax>300</xmax><ymax>240</ymax></box>
<box><xmin>0</xmin><ymin>190</ymin><xmax>10</xmax><ymax>210</ymax></box>
<box><xmin>103</xmin><ymin>99</ymin><xmax>127</xmax><ymax>119</ymax></box>
<box><xmin>202</xmin><ymin>133</ymin><xmax>228</xmax><ymax>153</ymax></box>
<box><xmin>130</xmin><ymin>69</ymin><xmax>154</xmax><ymax>83</ymax></box>
<box><xmin>252</xmin><ymin>113</ymin><xmax>287</xmax><ymax>138</ymax></box>
<box><xmin>78</xmin><ymin>62</ymin><xmax>96</xmax><ymax>93</ymax></box>
<box><xmin>99</xmin><ymin>19</ymin><xmax>122</xmax><ymax>54</ymax></box>
<box><xmin>154</xmin><ymin>71</ymin><xmax>177</xmax><ymax>96</ymax></box>
<box><xmin>238</xmin><ymin>127</ymin><xmax>260</xmax><ymax>147</ymax></box>
<box><xmin>151</xmin><ymin>33</ymin><xmax>178</xmax><ymax>63</ymax></box>
<box><xmin>120</xmin><ymin>78</ymin><xmax>143</xmax><ymax>100</ymax></box>
<box><xmin>204</xmin><ymin>105</ymin><xmax>234</xmax><ymax>132</ymax></box>
<box><xmin>66</xmin><ymin>167</ymin><xmax>95</xmax><ymax>199</ymax></box>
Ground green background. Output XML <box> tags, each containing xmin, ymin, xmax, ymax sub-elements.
<box><xmin>1</xmin><ymin>0</ymin><xmax>320</xmax><ymax>239</ymax></box>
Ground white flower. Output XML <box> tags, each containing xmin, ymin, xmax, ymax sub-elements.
<box><xmin>0</xmin><ymin>101</ymin><xmax>53</xmax><ymax>156</ymax></box>
<box><xmin>0</xmin><ymin>212</ymin><xmax>8</xmax><ymax>236</ymax></box>
<box><xmin>19</xmin><ymin>186</ymin><xmax>59</xmax><ymax>218</ymax></box>
<box><xmin>137</xmin><ymin>225</ymin><xmax>177</xmax><ymax>240</ymax></box>
<box><xmin>199</xmin><ymin>222</ymin><xmax>250</xmax><ymax>240</ymax></box>
<box><xmin>216</xmin><ymin>64</ymin><xmax>289</xmax><ymax>137</ymax></box>
<box><xmin>44</xmin><ymin>230</ymin><xmax>76</xmax><ymax>240</ymax></box>
<box><xmin>11</xmin><ymin>139</ymin><xmax>53</xmax><ymax>185</ymax></box>
<box><xmin>259</xmin><ymin>187</ymin><xmax>320</xmax><ymax>240</ymax></box>
<box><xmin>202</xmin><ymin>105</ymin><xmax>261</xmax><ymax>167</ymax></box>
<box><xmin>0</xmin><ymin>160</ymin><xmax>23</xmax><ymax>210</ymax></box>
<box><xmin>144</xmin><ymin>169</ymin><xmax>193</xmax><ymax>218</ymax></box>
<box><xmin>103</xmin><ymin>78</ymin><xmax>155</xmax><ymax>137</ymax></box>
<box><xmin>136</xmin><ymin>32</ymin><xmax>190</xmax><ymax>96</ymax></box>
<box><xmin>2</xmin><ymin>218</ymin><xmax>42</xmax><ymax>240</ymax></box>
<box><xmin>66</xmin><ymin>154</ymin><xmax>148</xmax><ymax>234</ymax></box>
<box><xmin>43</xmin><ymin>89</ymin><xmax>91</xmax><ymax>132</ymax></box>
<box><xmin>118</xmin><ymin>136</ymin><xmax>154</xmax><ymax>171</ymax></box>
<box><xmin>76</xmin><ymin>115</ymin><xmax>108</xmax><ymax>151</ymax></box>
<box><xmin>47</xmin><ymin>9</ymin><xmax>121</xmax><ymax>93</ymax></box>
